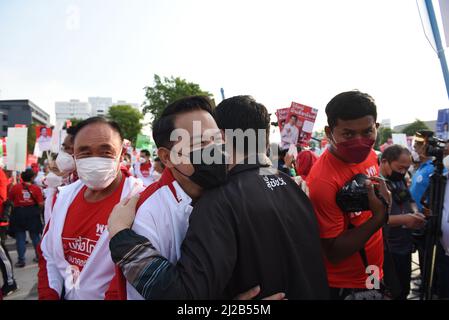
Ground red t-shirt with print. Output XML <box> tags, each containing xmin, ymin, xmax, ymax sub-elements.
<box><xmin>306</xmin><ymin>149</ymin><xmax>384</xmax><ymax>289</ymax></box>
<box><xmin>9</xmin><ymin>183</ymin><xmax>44</xmax><ymax>207</ymax></box>
<box><xmin>61</xmin><ymin>175</ymin><xmax>125</xmax><ymax>274</ymax></box>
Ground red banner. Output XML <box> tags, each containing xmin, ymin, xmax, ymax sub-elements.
<box><xmin>275</xmin><ymin>108</ymin><xmax>291</xmax><ymax>131</ymax></box>
<box><xmin>27</xmin><ymin>154</ymin><xmax>38</xmax><ymax>167</ymax></box>
<box><xmin>35</xmin><ymin>125</ymin><xmax>53</xmax><ymax>152</ymax></box>
<box><xmin>284</xmin><ymin>102</ymin><xmax>318</xmax><ymax>147</ymax></box>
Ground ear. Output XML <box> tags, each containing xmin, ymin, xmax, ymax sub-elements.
<box><xmin>119</xmin><ymin>147</ymin><xmax>126</xmax><ymax>162</ymax></box>
<box><xmin>324</xmin><ymin>126</ymin><xmax>332</xmax><ymax>139</ymax></box>
<box><xmin>375</xmin><ymin>123</ymin><xmax>380</xmax><ymax>129</ymax></box>
<box><xmin>157</xmin><ymin>147</ymin><xmax>174</xmax><ymax>169</ymax></box>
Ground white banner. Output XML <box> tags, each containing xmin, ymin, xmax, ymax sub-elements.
<box><xmin>6</xmin><ymin>127</ymin><xmax>28</xmax><ymax>172</ymax></box>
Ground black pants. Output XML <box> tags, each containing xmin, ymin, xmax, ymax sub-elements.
<box><xmin>390</xmin><ymin>252</ymin><xmax>412</xmax><ymax>300</ymax></box>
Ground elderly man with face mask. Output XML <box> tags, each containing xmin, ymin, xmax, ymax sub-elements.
<box><xmin>37</xmin><ymin>117</ymin><xmax>144</xmax><ymax>300</ymax></box>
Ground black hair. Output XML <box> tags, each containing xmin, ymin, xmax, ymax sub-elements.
<box><xmin>326</xmin><ymin>90</ymin><xmax>377</xmax><ymax>129</ymax></box>
<box><xmin>140</xmin><ymin>149</ymin><xmax>151</xmax><ymax>157</ymax></box>
<box><xmin>66</xmin><ymin>126</ymin><xmax>76</xmax><ymax>136</ymax></box>
<box><xmin>124</xmin><ymin>153</ymin><xmax>131</xmax><ymax>160</ymax></box>
<box><xmin>381</xmin><ymin>144</ymin><xmax>411</xmax><ymax>163</ymax></box>
<box><xmin>152</xmin><ymin>96</ymin><xmax>215</xmax><ymax>148</ymax></box>
<box><xmin>278</xmin><ymin>146</ymin><xmax>288</xmax><ymax>159</ymax></box>
<box><xmin>215</xmin><ymin>95</ymin><xmax>270</xmax><ymax>154</ymax></box>
<box><xmin>21</xmin><ymin>169</ymin><xmax>35</xmax><ymax>182</ymax></box>
<box><xmin>416</xmin><ymin>130</ymin><xmax>434</xmax><ymax>139</ymax></box>
<box><xmin>72</xmin><ymin>117</ymin><xmax>123</xmax><ymax>141</ymax></box>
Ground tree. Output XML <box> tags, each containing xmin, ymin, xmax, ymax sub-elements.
<box><xmin>401</xmin><ymin>119</ymin><xmax>430</xmax><ymax>137</ymax></box>
<box><xmin>27</xmin><ymin>123</ymin><xmax>36</xmax><ymax>154</ymax></box>
<box><xmin>143</xmin><ymin>74</ymin><xmax>213</xmax><ymax>123</ymax></box>
<box><xmin>378</xmin><ymin>127</ymin><xmax>395</xmax><ymax>145</ymax></box>
<box><xmin>107</xmin><ymin>105</ymin><xmax>143</xmax><ymax>144</ymax></box>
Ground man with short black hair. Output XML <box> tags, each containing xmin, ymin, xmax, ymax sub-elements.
<box><xmin>108</xmin><ymin>95</ymin><xmax>329</xmax><ymax>299</ymax></box>
<box><xmin>280</xmin><ymin>114</ymin><xmax>299</xmax><ymax>150</ymax></box>
<box><xmin>307</xmin><ymin>90</ymin><xmax>390</xmax><ymax>299</ymax></box>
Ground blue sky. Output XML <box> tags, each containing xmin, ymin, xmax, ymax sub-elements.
<box><xmin>1</xmin><ymin>0</ymin><xmax>449</xmax><ymax>137</ymax></box>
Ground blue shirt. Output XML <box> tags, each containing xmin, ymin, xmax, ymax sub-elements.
<box><xmin>410</xmin><ymin>159</ymin><xmax>434</xmax><ymax>211</ymax></box>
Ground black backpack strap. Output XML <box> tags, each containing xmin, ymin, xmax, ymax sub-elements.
<box><xmin>347</xmin><ymin>222</ymin><xmax>369</xmax><ymax>268</ymax></box>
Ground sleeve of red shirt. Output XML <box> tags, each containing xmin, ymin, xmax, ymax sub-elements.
<box><xmin>307</xmin><ymin>177</ymin><xmax>346</xmax><ymax>239</ymax></box>
<box><xmin>0</xmin><ymin>169</ymin><xmax>8</xmax><ymax>203</ymax></box>
<box><xmin>37</xmin><ymin>222</ymin><xmax>60</xmax><ymax>300</ymax></box>
<box><xmin>31</xmin><ymin>185</ymin><xmax>44</xmax><ymax>205</ymax></box>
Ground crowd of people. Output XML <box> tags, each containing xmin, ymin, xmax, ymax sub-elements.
<box><xmin>0</xmin><ymin>90</ymin><xmax>448</xmax><ymax>300</ymax></box>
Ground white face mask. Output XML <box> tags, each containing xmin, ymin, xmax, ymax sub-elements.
<box><xmin>75</xmin><ymin>156</ymin><xmax>120</xmax><ymax>190</ymax></box>
<box><xmin>444</xmin><ymin>155</ymin><xmax>449</xmax><ymax>171</ymax></box>
<box><xmin>45</xmin><ymin>172</ymin><xmax>63</xmax><ymax>188</ymax></box>
<box><xmin>139</xmin><ymin>157</ymin><xmax>147</xmax><ymax>164</ymax></box>
<box><xmin>56</xmin><ymin>150</ymin><xmax>76</xmax><ymax>174</ymax></box>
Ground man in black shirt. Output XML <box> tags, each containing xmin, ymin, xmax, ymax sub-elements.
<box><xmin>108</xmin><ymin>95</ymin><xmax>329</xmax><ymax>299</ymax></box>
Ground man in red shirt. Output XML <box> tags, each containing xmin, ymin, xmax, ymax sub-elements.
<box><xmin>37</xmin><ymin>117</ymin><xmax>144</xmax><ymax>300</ymax></box>
<box><xmin>306</xmin><ymin>90</ymin><xmax>390</xmax><ymax>299</ymax></box>
<box><xmin>134</xmin><ymin>149</ymin><xmax>152</xmax><ymax>187</ymax></box>
<box><xmin>8</xmin><ymin>169</ymin><xmax>44</xmax><ymax>268</ymax></box>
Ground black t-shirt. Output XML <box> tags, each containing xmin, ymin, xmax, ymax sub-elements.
<box><xmin>170</xmin><ymin>162</ymin><xmax>329</xmax><ymax>299</ymax></box>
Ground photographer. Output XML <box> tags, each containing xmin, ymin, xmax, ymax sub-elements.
<box><xmin>380</xmin><ymin>145</ymin><xmax>425</xmax><ymax>299</ymax></box>
<box><xmin>307</xmin><ymin>90</ymin><xmax>390</xmax><ymax>299</ymax></box>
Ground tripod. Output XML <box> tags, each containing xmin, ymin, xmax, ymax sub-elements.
<box><xmin>420</xmin><ymin>154</ymin><xmax>446</xmax><ymax>300</ymax></box>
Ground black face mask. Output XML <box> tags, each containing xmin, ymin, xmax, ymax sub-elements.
<box><xmin>387</xmin><ymin>169</ymin><xmax>406</xmax><ymax>182</ymax></box>
<box><xmin>176</xmin><ymin>143</ymin><xmax>228</xmax><ymax>189</ymax></box>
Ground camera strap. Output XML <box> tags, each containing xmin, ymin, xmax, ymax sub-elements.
<box><xmin>347</xmin><ymin>222</ymin><xmax>369</xmax><ymax>268</ymax></box>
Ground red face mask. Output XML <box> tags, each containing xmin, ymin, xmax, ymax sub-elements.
<box><xmin>333</xmin><ymin>137</ymin><xmax>375</xmax><ymax>164</ymax></box>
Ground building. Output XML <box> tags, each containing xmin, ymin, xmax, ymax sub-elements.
<box><xmin>55</xmin><ymin>99</ymin><xmax>91</xmax><ymax>125</ymax></box>
<box><xmin>381</xmin><ymin>119</ymin><xmax>391</xmax><ymax>129</ymax></box>
<box><xmin>0</xmin><ymin>100</ymin><xmax>50</xmax><ymax>137</ymax></box>
<box><xmin>88</xmin><ymin>97</ymin><xmax>113</xmax><ymax>117</ymax></box>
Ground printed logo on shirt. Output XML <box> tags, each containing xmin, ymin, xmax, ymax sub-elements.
<box><xmin>96</xmin><ymin>223</ymin><xmax>107</xmax><ymax>237</ymax></box>
<box><xmin>62</xmin><ymin>236</ymin><xmax>97</xmax><ymax>268</ymax></box>
<box><xmin>263</xmin><ymin>175</ymin><xmax>287</xmax><ymax>191</ymax></box>
<box><xmin>22</xmin><ymin>191</ymin><xmax>31</xmax><ymax>200</ymax></box>
<box><xmin>417</xmin><ymin>175</ymin><xmax>423</xmax><ymax>183</ymax></box>
<box><xmin>365</xmin><ymin>165</ymin><xmax>378</xmax><ymax>178</ymax></box>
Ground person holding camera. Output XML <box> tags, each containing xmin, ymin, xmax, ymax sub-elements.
<box><xmin>380</xmin><ymin>145</ymin><xmax>426</xmax><ymax>299</ymax></box>
<box><xmin>307</xmin><ymin>90</ymin><xmax>390</xmax><ymax>300</ymax></box>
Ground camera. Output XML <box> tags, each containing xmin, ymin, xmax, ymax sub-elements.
<box><xmin>336</xmin><ymin>174</ymin><xmax>372</xmax><ymax>213</ymax></box>
<box><xmin>336</xmin><ymin>174</ymin><xmax>385</xmax><ymax>213</ymax></box>
<box><xmin>425</xmin><ymin>136</ymin><xmax>446</xmax><ymax>160</ymax></box>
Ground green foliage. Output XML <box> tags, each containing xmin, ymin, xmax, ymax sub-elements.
<box><xmin>401</xmin><ymin>120</ymin><xmax>430</xmax><ymax>137</ymax></box>
<box><xmin>143</xmin><ymin>74</ymin><xmax>212</xmax><ymax>124</ymax></box>
<box><xmin>107</xmin><ymin>105</ymin><xmax>143</xmax><ymax>144</ymax></box>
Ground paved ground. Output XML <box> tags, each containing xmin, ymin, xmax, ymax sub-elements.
<box><xmin>2</xmin><ymin>237</ymin><xmax>38</xmax><ymax>300</ymax></box>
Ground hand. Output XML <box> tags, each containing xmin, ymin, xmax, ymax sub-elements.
<box><xmin>234</xmin><ymin>286</ymin><xmax>286</xmax><ymax>300</ymax></box>
<box><xmin>403</xmin><ymin>213</ymin><xmax>426</xmax><ymax>229</ymax></box>
<box><xmin>365</xmin><ymin>178</ymin><xmax>389</xmax><ymax>223</ymax></box>
<box><xmin>284</xmin><ymin>153</ymin><xmax>294</xmax><ymax>168</ymax></box>
<box><xmin>293</xmin><ymin>176</ymin><xmax>309</xmax><ymax>197</ymax></box>
<box><xmin>107</xmin><ymin>195</ymin><xmax>139</xmax><ymax>239</ymax></box>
